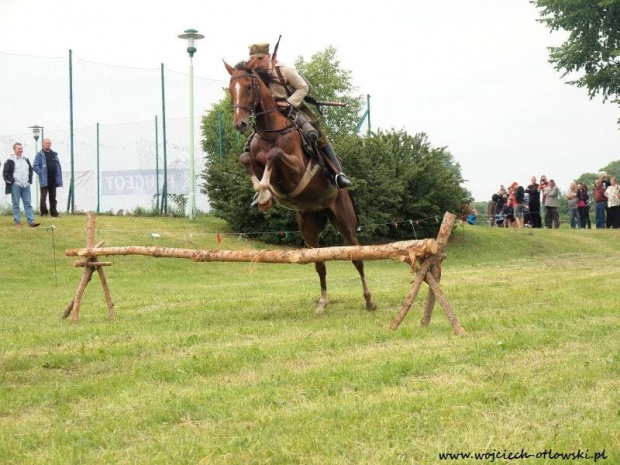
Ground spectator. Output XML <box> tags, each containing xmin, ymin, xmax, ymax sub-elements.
<box><xmin>566</xmin><ymin>182</ymin><xmax>580</xmax><ymax>229</ymax></box>
<box><xmin>466</xmin><ymin>209</ymin><xmax>478</xmax><ymax>225</ymax></box>
<box><xmin>539</xmin><ymin>175</ymin><xmax>549</xmax><ymax>201</ymax></box>
<box><xmin>33</xmin><ymin>138</ymin><xmax>63</xmax><ymax>217</ymax></box>
<box><xmin>493</xmin><ymin>186</ymin><xmax>506</xmax><ymax>226</ymax></box>
<box><xmin>543</xmin><ymin>179</ymin><xmax>560</xmax><ymax>228</ymax></box>
<box><xmin>505</xmin><ymin>185</ymin><xmax>516</xmax><ymax>228</ymax></box>
<box><xmin>511</xmin><ymin>181</ymin><xmax>525</xmax><ymax>228</ymax></box>
<box><xmin>576</xmin><ymin>183</ymin><xmax>591</xmax><ymax>229</ymax></box>
<box><xmin>3</xmin><ymin>142</ymin><xmax>40</xmax><ymax>228</ymax></box>
<box><xmin>599</xmin><ymin>171</ymin><xmax>611</xmax><ymax>189</ymax></box>
<box><xmin>604</xmin><ymin>177</ymin><xmax>620</xmax><ymax>228</ymax></box>
<box><xmin>599</xmin><ymin>172</ymin><xmax>612</xmax><ymax>228</ymax></box>
<box><xmin>593</xmin><ymin>179</ymin><xmax>607</xmax><ymax>229</ymax></box>
<box><xmin>526</xmin><ymin>176</ymin><xmax>542</xmax><ymax>228</ymax></box>
<box><xmin>487</xmin><ymin>194</ymin><xmax>499</xmax><ymax>227</ymax></box>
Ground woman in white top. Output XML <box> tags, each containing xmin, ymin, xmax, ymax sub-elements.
<box><xmin>604</xmin><ymin>177</ymin><xmax>620</xmax><ymax>228</ymax></box>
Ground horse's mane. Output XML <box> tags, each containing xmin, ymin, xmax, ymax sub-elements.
<box><xmin>234</xmin><ymin>61</ymin><xmax>274</xmax><ymax>87</ymax></box>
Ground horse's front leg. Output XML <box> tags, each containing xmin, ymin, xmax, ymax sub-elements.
<box><xmin>240</xmin><ymin>151</ymin><xmax>274</xmax><ymax>209</ymax></box>
<box><xmin>239</xmin><ymin>152</ymin><xmax>262</xmax><ymax>192</ymax></box>
<box><xmin>252</xmin><ymin>148</ymin><xmax>284</xmax><ymax>211</ymax></box>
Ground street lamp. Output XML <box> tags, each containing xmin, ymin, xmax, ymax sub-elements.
<box><xmin>29</xmin><ymin>125</ymin><xmax>44</xmax><ymax>213</ymax></box>
<box><xmin>178</xmin><ymin>28</ymin><xmax>204</xmax><ymax>221</ymax></box>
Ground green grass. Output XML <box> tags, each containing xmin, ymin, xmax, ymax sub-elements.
<box><xmin>1</xmin><ymin>215</ymin><xmax>619</xmax><ymax>464</ymax></box>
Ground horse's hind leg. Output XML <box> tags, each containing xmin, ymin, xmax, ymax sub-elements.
<box><xmin>297</xmin><ymin>211</ymin><xmax>329</xmax><ymax>313</ymax></box>
<box><xmin>329</xmin><ymin>192</ymin><xmax>376</xmax><ymax>311</ymax></box>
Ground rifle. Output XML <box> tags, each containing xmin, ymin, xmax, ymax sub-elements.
<box><xmin>271</xmin><ymin>34</ymin><xmax>282</xmax><ymax>69</ymax></box>
<box><xmin>304</xmin><ymin>95</ymin><xmax>347</xmax><ymax>108</ymax></box>
<box><xmin>315</xmin><ymin>101</ymin><xmax>347</xmax><ymax>107</ymax></box>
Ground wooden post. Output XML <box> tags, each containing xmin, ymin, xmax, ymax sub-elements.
<box><xmin>425</xmin><ymin>271</ymin><xmax>465</xmax><ymax>335</ymax></box>
<box><xmin>389</xmin><ymin>212</ymin><xmax>465</xmax><ymax>335</ymax></box>
<box><xmin>420</xmin><ymin>259</ymin><xmax>441</xmax><ymax>326</ymax></box>
<box><xmin>388</xmin><ymin>256</ymin><xmax>434</xmax><ymax>330</ymax></box>
<box><xmin>63</xmin><ymin>212</ymin><xmax>116</xmax><ymax>323</ymax></box>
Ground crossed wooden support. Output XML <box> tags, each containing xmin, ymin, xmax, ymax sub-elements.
<box><xmin>62</xmin><ymin>212</ymin><xmax>116</xmax><ymax>323</ymax></box>
<box><xmin>389</xmin><ymin>212</ymin><xmax>466</xmax><ymax>335</ymax></box>
<box><xmin>64</xmin><ymin>212</ymin><xmax>465</xmax><ymax>335</ymax></box>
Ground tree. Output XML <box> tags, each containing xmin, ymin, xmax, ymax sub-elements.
<box><xmin>294</xmin><ymin>46</ymin><xmax>365</xmax><ymax>139</ymax></box>
<box><xmin>532</xmin><ymin>0</ymin><xmax>620</xmax><ymax>122</ymax></box>
<box><xmin>337</xmin><ymin>130</ymin><xmax>471</xmax><ymax>241</ymax></box>
<box><xmin>600</xmin><ymin>159</ymin><xmax>620</xmax><ymax>178</ymax></box>
<box><xmin>575</xmin><ymin>159</ymin><xmax>620</xmax><ymax>185</ymax></box>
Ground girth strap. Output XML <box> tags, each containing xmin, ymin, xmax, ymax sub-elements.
<box><xmin>271</xmin><ymin>161</ymin><xmax>320</xmax><ymax>200</ymax></box>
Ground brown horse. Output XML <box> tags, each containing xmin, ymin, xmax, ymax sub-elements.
<box><xmin>224</xmin><ymin>59</ymin><xmax>376</xmax><ymax>312</ymax></box>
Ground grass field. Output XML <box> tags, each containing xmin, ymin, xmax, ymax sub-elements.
<box><xmin>1</xmin><ymin>214</ymin><xmax>619</xmax><ymax>464</ymax></box>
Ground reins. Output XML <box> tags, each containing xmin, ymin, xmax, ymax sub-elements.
<box><xmin>230</xmin><ymin>71</ymin><xmax>294</xmax><ymax>135</ymax></box>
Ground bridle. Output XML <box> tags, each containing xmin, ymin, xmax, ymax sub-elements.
<box><xmin>230</xmin><ymin>72</ymin><xmax>262</xmax><ymax>115</ymax></box>
<box><xmin>230</xmin><ymin>71</ymin><xmax>294</xmax><ymax>134</ymax></box>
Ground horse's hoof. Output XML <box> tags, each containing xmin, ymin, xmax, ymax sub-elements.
<box><xmin>250</xmin><ymin>193</ymin><xmax>259</xmax><ymax>208</ymax></box>
<box><xmin>315</xmin><ymin>300</ymin><xmax>328</xmax><ymax>313</ymax></box>
<box><xmin>366</xmin><ymin>302</ymin><xmax>377</xmax><ymax>311</ymax></box>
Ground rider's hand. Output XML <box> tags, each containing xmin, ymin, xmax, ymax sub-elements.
<box><xmin>276</xmin><ymin>101</ymin><xmax>291</xmax><ymax>110</ymax></box>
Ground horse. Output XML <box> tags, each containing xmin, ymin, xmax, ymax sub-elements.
<box><xmin>224</xmin><ymin>59</ymin><xmax>376</xmax><ymax>313</ymax></box>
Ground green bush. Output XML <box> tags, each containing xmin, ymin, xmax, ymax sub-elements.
<box><xmin>202</xmin><ymin>129</ymin><xmax>470</xmax><ymax>245</ymax></box>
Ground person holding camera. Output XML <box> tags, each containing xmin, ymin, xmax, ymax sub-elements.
<box><xmin>576</xmin><ymin>183</ymin><xmax>591</xmax><ymax>229</ymax></box>
<box><xmin>543</xmin><ymin>179</ymin><xmax>560</xmax><ymax>228</ymax></box>
<box><xmin>526</xmin><ymin>176</ymin><xmax>541</xmax><ymax>228</ymax></box>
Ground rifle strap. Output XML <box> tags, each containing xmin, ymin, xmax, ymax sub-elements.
<box><xmin>274</xmin><ymin>65</ymin><xmax>292</xmax><ymax>98</ymax></box>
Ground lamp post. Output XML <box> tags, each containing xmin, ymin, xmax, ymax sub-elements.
<box><xmin>178</xmin><ymin>28</ymin><xmax>204</xmax><ymax>221</ymax></box>
<box><xmin>29</xmin><ymin>125</ymin><xmax>43</xmax><ymax>213</ymax></box>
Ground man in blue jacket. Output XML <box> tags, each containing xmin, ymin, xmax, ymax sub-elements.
<box><xmin>33</xmin><ymin>138</ymin><xmax>63</xmax><ymax>217</ymax></box>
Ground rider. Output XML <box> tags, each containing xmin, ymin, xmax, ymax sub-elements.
<box><xmin>247</xmin><ymin>42</ymin><xmax>352</xmax><ymax>189</ymax></box>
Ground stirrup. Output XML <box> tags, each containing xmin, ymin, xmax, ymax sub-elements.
<box><xmin>335</xmin><ymin>173</ymin><xmax>352</xmax><ymax>189</ymax></box>
<box><xmin>250</xmin><ymin>192</ymin><xmax>259</xmax><ymax>207</ymax></box>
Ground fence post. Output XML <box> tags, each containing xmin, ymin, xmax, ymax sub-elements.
<box><xmin>96</xmin><ymin>122</ymin><xmax>100</xmax><ymax>213</ymax></box>
<box><xmin>217</xmin><ymin>111</ymin><xmax>224</xmax><ymax>158</ymax></box>
<box><xmin>67</xmin><ymin>49</ymin><xmax>76</xmax><ymax>214</ymax></box>
<box><xmin>160</xmin><ymin>63</ymin><xmax>168</xmax><ymax>215</ymax></box>
<box><xmin>155</xmin><ymin>115</ymin><xmax>160</xmax><ymax>211</ymax></box>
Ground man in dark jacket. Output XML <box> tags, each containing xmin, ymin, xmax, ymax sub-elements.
<box><xmin>525</xmin><ymin>176</ymin><xmax>541</xmax><ymax>228</ymax></box>
<box><xmin>33</xmin><ymin>138</ymin><xmax>63</xmax><ymax>217</ymax></box>
<box><xmin>3</xmin><ymin>142</ymin><xmax>40</xmax><ymax>228</ymax></box>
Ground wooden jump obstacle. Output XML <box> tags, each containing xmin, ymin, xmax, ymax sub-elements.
<box><xmin>64</xmin><ymin>212</ymin><xmax>465</xmax><ymax>335</ymax></box>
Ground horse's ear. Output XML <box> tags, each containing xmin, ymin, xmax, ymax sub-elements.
<box><xmin>246</xmin><ymin>57</ymin><xmax>258</xmax><ymax>69</ymax></box>
<box><xmin>223</xmin><ymin>60</ymin><xmax>234</xmax><ymax>75</ymax></box>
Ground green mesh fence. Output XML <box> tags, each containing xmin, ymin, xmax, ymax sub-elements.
<box><xmin>0</xmin><ymin>51</ymin><xmax>227</xmax><ymax>215</ymax></box>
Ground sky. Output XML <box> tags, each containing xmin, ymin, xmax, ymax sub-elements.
<box><xmin>1</xmin><ymin>0</ymin><xmax>619</xmax><ymax>202</ymax></box>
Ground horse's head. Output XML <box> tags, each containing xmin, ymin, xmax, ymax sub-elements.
<box><xmin>224</xmin><ymin>60</ymin><xmax>262</xmax><ymax>134</ymax></box>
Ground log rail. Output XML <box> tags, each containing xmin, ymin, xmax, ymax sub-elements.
<box><xmin>63</xmin><ymin>213</ymin><xmax>465</xmax><ymax>335</ymax></box>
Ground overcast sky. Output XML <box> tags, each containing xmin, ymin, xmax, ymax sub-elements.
<box><xmin>2</xmin><ymin>0</ymin><xmax>619</xmax><ymax>201</ymax></box>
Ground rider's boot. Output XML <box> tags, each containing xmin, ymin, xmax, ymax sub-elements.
<box><xmin>322</xmin><ymin>143</ymin><xmax>352</xmax><ymax>189</ymax></box>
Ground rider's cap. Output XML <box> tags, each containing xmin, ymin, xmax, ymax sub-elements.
<box><xmin>249</xmin><ymin>43</ymin><xmax>270</xmax><ymax>58</ymax></box>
